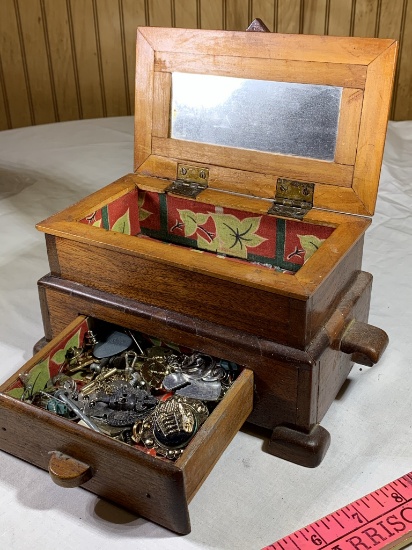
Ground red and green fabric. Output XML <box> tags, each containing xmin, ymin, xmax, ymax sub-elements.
<box><xmin>80</xmin><ymin>188</ymin><xmax>141</xmax><ymax>235</ymax></box>
<box><xmin>138</xmin><ymin>191</ymin><xmax>334</xmax><ymax>272</ymax></box>
<box><xmin>80</xmin><ymin>188</ymin><xmax>334</xmax><ymax>273</ymax></box>
<box><xmin>5</xmin><ymin>319</ymin><xmax>89</xmax><ymax>398</ymax></box>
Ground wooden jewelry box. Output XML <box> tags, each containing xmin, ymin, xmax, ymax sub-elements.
<box><xmin>35</xmin><ymin>27</ymin><xmax>397</xmax><ymax>348</ymax></box>
<box><xmin>0</xmin><ymin>25</ymin><xmax>397</xmax><ymax>533</ymax></box>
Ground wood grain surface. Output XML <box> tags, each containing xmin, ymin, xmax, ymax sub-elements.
<box><xmin>0</xmin><ymin>314</ymin><xmax>253</xmax><ymax>533</ymax></box>
<box><xmin>33</xmin><ymin>267</ymin><xmax>382</xmax><ymax>466</ymax></box>
<box><xmin>0</xmin><ymin>391</ymin><xmax>192</xmax><ymax>533</ymax></box>
<box><xmin>35</xmin><ymin>269</ymin><xmax>376</xmax><ymax>437</ymax></box>
<box><xmin>131</xmin><ymin>27</ymin><xmax>395</xmax><ymax>216</ymax></box>
<box><xmin>0</xmin><ymin>0</ymin><xmax>411</xmax><ymax>130</ymax></box>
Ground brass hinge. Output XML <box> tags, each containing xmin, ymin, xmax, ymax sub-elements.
<box><xmin>165</xmin><ymin>164</ymin><xmax>209</xmax><ymax>199</ymax></box>
<box><xmin>268</xmin><ymin>178</ymin><xmax>314</xmax><ymax>220</ymax></box>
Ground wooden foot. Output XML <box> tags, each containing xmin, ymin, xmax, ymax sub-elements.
<box><xmin>340</xmin><ymin>320</ymin><xmax>389</xmax><ymax>367</ymax></box>
<box><xmin>33</xmin><ymin>336</ymin><xmax>49</xmax><ymax>355</ymax></box>
<box><xmin>268</xmin><ymin>424</ymin><xmax>331</xmax><ymax>468</ymax></box>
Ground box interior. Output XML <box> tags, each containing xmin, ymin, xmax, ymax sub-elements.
<box><xmin>79</xmin><ymin>186</ymin><xmax>335</xmax><ymax>274</ymax></box>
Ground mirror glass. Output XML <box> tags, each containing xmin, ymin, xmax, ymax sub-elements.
<box><xmin>170</xmin><ymin>73</ymin><xmax>342</xmax><ymax>161</ymax></box>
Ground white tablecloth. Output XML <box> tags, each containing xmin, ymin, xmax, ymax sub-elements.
<box><xmin>0</xmin><ymin>117</ymin><xmax>411</xmax><ymax>549</ymax></box>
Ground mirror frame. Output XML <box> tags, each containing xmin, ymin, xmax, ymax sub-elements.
<box><xmin>134</xmin><ymin>28</ymin><xmax>397</xmax><ymax>216</ymax></box>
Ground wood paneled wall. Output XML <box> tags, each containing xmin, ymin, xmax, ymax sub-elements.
<box><xmin>1</xmin><ymin>0</ymin><xmax>411</xmax><ymax>131</ymax></box>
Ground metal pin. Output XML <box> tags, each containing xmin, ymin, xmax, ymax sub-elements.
<box><xmin>125</xmin><ymin>330</ymin><xmax>144</xmax><ymax>355</ymax></box>
<box><xmin>81</xmin><ymin>367</ymin><xmax>118</xmax><ymax>396</ymax></box>
<box><xmin>65</xmin><ymin>358</ymin><xmax>97</xmax><ymax>374</ymax></box>
<box><xmin>54</xmin><ymin>389</ymin><xmax>102</xmax><ymax>433</ymax></box>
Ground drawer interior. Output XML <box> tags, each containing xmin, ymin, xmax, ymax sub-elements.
<box><xmin>0</xmin><ymin>315</ymin><xmax>253</xmax><ymax>534</ymax></box>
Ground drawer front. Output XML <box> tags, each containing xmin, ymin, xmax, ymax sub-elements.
<box><xmin>0</xmin><ymin>394</ymin><xmax>190</xmax><ymax>533</ymax></box>
<box><xmin>0</xmin><ymin>315</ymin><xmax>253</xmax><ymax>534</ymax></box>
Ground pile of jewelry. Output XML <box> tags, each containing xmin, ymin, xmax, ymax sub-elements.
<box><xmin>20</xmin><ymin>327</ymin><xmax>239</xmax><ymax>460</ymax></box>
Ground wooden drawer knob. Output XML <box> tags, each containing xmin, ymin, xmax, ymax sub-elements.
<box><xmin>340</xmin><ymin>320</ymin><xmax>389</xmax><ymax>367</ymax></box>
<box><xmin>48</xmin><ymin>451</ymin><xmax>93</xmax><ymax>488</ymax></box>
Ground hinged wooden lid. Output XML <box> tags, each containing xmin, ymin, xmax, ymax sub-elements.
<box><xmin>134</xmin><ymin>27</ymin><xmax>397</xmax><ymax>217</ymax></box>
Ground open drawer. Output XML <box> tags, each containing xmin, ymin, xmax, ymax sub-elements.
<box><xmin>0</xmin><ymin>315</ymin><xmax>253</xmax><ymax>534</ymax></box>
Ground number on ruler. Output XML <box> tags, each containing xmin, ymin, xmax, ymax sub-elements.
<box><xmin>310</xmin><ymin>534</ymin><xmax>323</xmax><ymax>546</ymax></box>
<box><xmin>351</xmin><ymin>511</ymin><xmax>364</xmax><ymax>524</ymax></box>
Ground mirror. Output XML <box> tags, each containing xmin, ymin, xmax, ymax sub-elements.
<box><xmin>170</xmin><ymin>73</ymin><xmax>342</xmax><ymax>162</ymax></box>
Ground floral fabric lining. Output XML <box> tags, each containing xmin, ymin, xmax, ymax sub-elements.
<box><xmin>4</xmin><ymin>319</ymin><xmax>89</xmax><ymax>398</ymax></box>
<box><xmin>79</xmin><ymin>187</ymin><xmax>334</xmax><ymax>273</ymax></box>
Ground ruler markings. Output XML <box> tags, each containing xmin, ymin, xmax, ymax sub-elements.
<box><xmin>372</xmin><ymin>493</ymin><xmax>385</xmax><ymax>507</ymax></box>
<box><xmin>395</xmin><ymin>476</ymin><xmax>412</xmax><ymax>488</ymax></box>
<box><xmin>264</xmin><ymin>472</ymin><xmax>412</xmax><ymax>550</ymax></box>
<box><xmin>312</xmin><ymin>526</ymin><xmax>326</xmax><ymax>545</ymax></box>
<box><xmin>389</xmin><ymin>485</ymin><xmax>407</xmax><ymax>501</ymax></box>
<box><xmin>333</xmin><ymin>515</ymin><xmax>345</xmax><ymax>529</ymax></box>
<box><xmin>269</xmin><ymin>499</ymin><xmax>412</xmax><ymax>549</ymax></box>
<box><xmin>319</xmin><ymin>500</ymin><xmax>412</xmax><ymax>549</ymax></box>
<box><xmin>402</xmin><ymin>475</ymin><xmax>412</xmax><ymax>486</ymax></box>
<box><xmin>321</xmin><ymin>520</ymin><xmax>330</xmax><ymax>530</ymax></box>
<box><xmin>351</xmin><ymin>503</ymin><xmax>368</xmax><ymax>522</ymax></box>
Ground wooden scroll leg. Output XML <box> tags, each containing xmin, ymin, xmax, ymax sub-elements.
<box><xmin>268</xmin><ymin>425</ymin><xmax>331</xmax><ymax>468</ymax></box>
<box><xmin>48</xmin><ymin>451</ymin><xmax>93</xmax><ymax>488</ymax></box>
<box><xmin>340</xmin><ymin>320</ymin><xmax>389</xmax><ymax>367</ymax></box>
